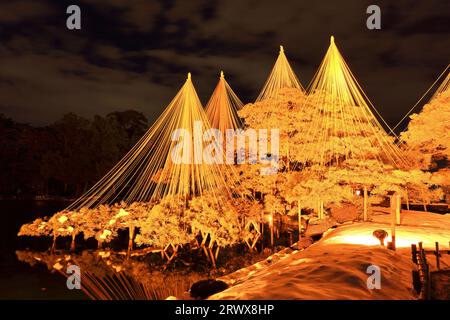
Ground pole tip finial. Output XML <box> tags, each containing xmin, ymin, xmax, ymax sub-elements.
<box><xmin>330</xmin><ymin>35</ymin><xmax>335</xmax><ymax>44</ymax></box>
<box><xmin>220</xmin><ymin>70</ymin><xmax>224</xmax><ymax>79</ymax></box>
<box><xmin>187</xmin><ymin>72</ymin><xmax>191</xmax><ymax>81</ymax></box>
<box><xmin>280</xmin><ymin>45</ymin><xmax>284</xmax><ymax>53</ymax></box>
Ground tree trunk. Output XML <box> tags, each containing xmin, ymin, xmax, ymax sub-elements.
<box><xmin>321</xmin><ymin>201</ymin><xmax>324</xmax><ymax>219</ymax></box>
<box><xmin>127</xmin><ymin>226</ymin><xmax>135</xmax><ymax>259</ymax></box>
<box><xmin>275</xmin><ymin>213</ymin><xmax>280</xmax><ymax>239</ymax></box>
<box><xmin>363</xmin><ymin>186</ymin><xmax>368</xmax><ymax>221</ymax></box>
<box><xmin>97</xmin><ymin>239</ymin><xmax>103</xmax><ymax>249</ymax></box>
<box><xmin>260</xmin><ymin>211</ymin><xmax>264</xmax><ymax>235</ymax></box>
<box><xmin>209</xmin><ymin>247</ymin><xmax>217</xmax><ymax>268</ymax></box>
<box><xmin>270</xmin><ymin>212</ymin><xmax>274</xmax><ymax>248</ymax></box>
<box><xmin>70</xmin><ymin>232</ymin><xmax>76</xmax><ymax>252</ymax></box>
<box><xmin>51</xmin><ymin>234</ymin><xmax>57</xmax><ymax>253</ymax></box>
<box><xmin>287</xmin><ymin>143</ymin><xmax>290</xmax><ymax>172</ymax></box>
<box><xmin>215</xmin><ymin>246</ymin><xmax>220</xmax><ymax>261</ymax></box>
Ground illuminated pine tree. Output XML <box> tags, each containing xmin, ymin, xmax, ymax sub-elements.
<box><xmin>401</xmin><ymin>69</ymin><xmax>450</xmax><ymax>203</ymax></box>
<box><xmin>401</xmin><ymin>71</ymin><xmax>450</xmax><ymax>170</ymax></box>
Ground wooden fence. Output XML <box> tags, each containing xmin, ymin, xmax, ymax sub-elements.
<box><xmin>411</xmin><ymin>241</ymin><xmax>450</xmax><ymax>300</ymax></box>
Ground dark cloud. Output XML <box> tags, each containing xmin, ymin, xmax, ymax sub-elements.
<box><xmin>0</xmin><ymin>0</ymin><xmax>448</xmax><ymax>127</ymax></box>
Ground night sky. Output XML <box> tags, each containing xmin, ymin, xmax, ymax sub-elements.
<box><xmin>0</xmin><ymin>0</ymin><xmax>449</xmax><ymax>129</ymax></box>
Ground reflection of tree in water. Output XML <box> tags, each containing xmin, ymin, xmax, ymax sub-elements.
<box><xmin>16</xmin><ymin>250</ymin><xmax>204</xmax><ymax>300</ymax></box>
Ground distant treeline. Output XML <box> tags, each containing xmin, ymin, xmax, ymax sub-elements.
<box><xmin>0</xmin><ymin>111</ymin><xmax>148</xmax><ymax>198</ymax></box>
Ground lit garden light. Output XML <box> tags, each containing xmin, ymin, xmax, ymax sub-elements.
<box><xmin>372</xmin><ymin>229</ymin><xmax>388</xmax><ymax>246</ymax></box>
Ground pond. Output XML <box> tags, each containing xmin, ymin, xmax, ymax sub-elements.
<box><xmin>1</xmin><ymin>200</ymin><xmax>266</xmax><ymax>299</ymax></box>
<box><xmin>0</xmin><ymin>199</ymin><xmax>88</xmax><ymax>299</ymax></box>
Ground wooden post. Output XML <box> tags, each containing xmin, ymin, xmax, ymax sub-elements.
<box><xmin>275</xmin><ymin>213</ymin><xmax>280</xmax><ymax>239</ymax></box>
<box><xmin>418</xmin><ymin>242</ymin><xmax>431</xmax><ymax>299</ymax></box>
<box><xmin>411</xmin><ymin>244</ymin><xmax>418</xmax><ymax>264</ymax></box>
<box><xmin>395</xmin><ymin>194</ymin><xmax>401</xmax><ymax>225</ymax></box>
<box><xmin>298</xmin><ymin>201</ymin><xmax>302</xmax><ymax>249</ymax></box>
<box><xmin>435</xmin><ymin>242</ymin><xmax>441</xmax><ymax>271</ymax></box>
<box><xmin>405</xmin><ymin>190</ymin><xmax>410</xmax><ymax>211</ymax></box>
<box><xmin>389</xmin><ymin>198</ymin><xmax>396</xmax><ymax>251</ymax></box>
<box><xmin>317</xmin><ymin>200</ymin><xmax>324</xmax><ymax>220</ymax></box>
<box><xmin>363</xmin><ymin>186</ymin><xmax>368</xmax><ymax>221</ymax></box>
<box><xmin>270</xmin><ymin>212</ymin><xmax>274</xmax><ymax>248</ymax></box>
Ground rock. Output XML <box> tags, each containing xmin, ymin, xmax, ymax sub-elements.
<box><xmin>295</xmin><ymin>236</ymin><xmax>313</xmax><ymax>249</ymax></box>
<box><xmin>329</xmin><ymin>203</ymin><xmax>360</xmax><ymax>223</ymax></box>
<box><xmin>190</xmin><ymin>279</ymin><xmax>229</xmax><ymax>299</ymax></box>
<box><xmin>305</xmin><ymin>217</ymin><xmax>337</xmax><ymax>237</ymax></box>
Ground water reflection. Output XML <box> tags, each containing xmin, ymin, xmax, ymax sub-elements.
<box><xmin>16</xmin><ymin>250</ymin><xmax>204</xmax><ymax>300</ymax></box>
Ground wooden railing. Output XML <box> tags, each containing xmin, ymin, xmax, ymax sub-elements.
<box><xmin>411</xmin><ymin>241</ymin><xmax>450</xmax><ymax>300</ymax></box>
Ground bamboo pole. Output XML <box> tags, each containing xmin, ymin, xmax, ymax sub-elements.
<box><xmin>298</xmin><ymin>201</ymin><xmax>302</xmax><ymax>249</ymax></box>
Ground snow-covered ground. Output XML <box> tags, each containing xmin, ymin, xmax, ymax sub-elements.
<box><xmin>210</xmin><ymin>211</ymin><xmax>450</xmax><ymax>300</ymax></box>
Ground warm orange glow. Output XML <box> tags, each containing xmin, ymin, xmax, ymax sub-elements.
<box><xmin>205</xmin><ymin>71</ymin><xmax>243</xmax><ymax>132</ymax></box>
<box><xmin>323</xmin><ymin>223</ymin><xmax>450</xmax><ymax>249</ymax></box>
